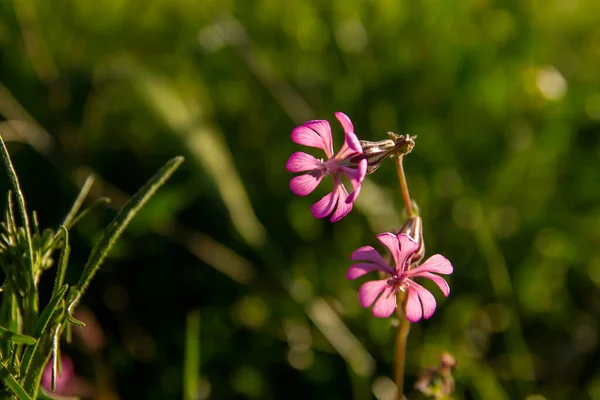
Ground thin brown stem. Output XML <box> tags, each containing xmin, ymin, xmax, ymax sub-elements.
<box><xmin>395</xmin><ymin>156</ymin><xmax>413</xmax><ymax>216</ymax></box>
<box><xmin>394</xmin><ymin>313</ymin><xmax>410</xmax><ymax>399</ymax></box>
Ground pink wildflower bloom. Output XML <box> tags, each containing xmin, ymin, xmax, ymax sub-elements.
<box><xmin>286</xmin><ymin>112</ymin><xmax>367</xmax><ymax>222</ymax></box>
<box><xmin>347</xmin><ymin>233</ymin><xmax>453</xmax><ymax>321</ymax></box>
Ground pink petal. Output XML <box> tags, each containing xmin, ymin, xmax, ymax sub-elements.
<box><xmin>350</xmin><ymin>246</ymin><xmax>393</xmax><ymax>273</ymax></box>
<box><xmin>376</xmin><ymin>233</ymin><xmax>401</xmax><ymax>267</ymax></box>
<box><xmin>290</xmin><ymin>174</ymin><xmax>323</xmax><ymax>196</ymax></box>
<box><xmin>292</xmin><ymin>121</ymin><xmax>334</xmax><ymax>158</ymax></box>
<box><xmin>335</xmin><ymin>112</ymin><xmax>354</xmax><ymax>135</ymax></box>
<box><xmin>409</xmin><ymin>272</ymin><xmax>450</xmax><ymax>297</ymax></box>
<box><xmin>345</xmin><ymin>183</ymin><xmax>361</xmax><ymax>204</ymax></box>
<box><xmin>410</xmin><ymin>281</ymin><xmax>437</xmax><ymax>320</ymax></box>
<box><xmin>336</xmin><ymin>132</ymin><xmax>363</xmax><ymax>159</ymax></box>
<box><xmin>397</xmin><ymin>234</ymin><xmax>420</xmax><ymax>273</ymax></box>
<box><xmin>286</xmin><ymin>152</ymin><xmax>321</xmax><ymax>173</ymax></box>
<box><xmin>372</xmin><ymin>286</ymin><xmax>397</xmax><ymax>317</ymax></box>
<box><xmin>347</xmin><ymin>262</ymin><xmax>393</xmax><ymax>280</ymax></box>
<box><xmin>405</xmin><ymin>287</ymin><xmax>423</xmax><ymax>322</ymax></box>
<box><xmin>330</xmin><ymin>184</ymin><xmax>352</xmax><ymax>222</ymax></box>
<box><xmin>344</xmin><ymin>131</ymin><xmax>362</xmax><ymax>152</ymax></box>
<box><xmin>342</xmin><ymin>159</ymin><xmax>367</xmax><ymax>204</ymax></box>
<box><xmin>358</xmin><ymin>280</ymin><xmax>389</xmax><ymax>308</ymax></box>
<box><xmin>311</xmin><ymin>189</ymin><xmax>337</xmax><ymax>219</ymax></box>
<box><xmin>409</xmin><ymin>254</ymin><xmax>453</xmax><ymax>275</ymax></box>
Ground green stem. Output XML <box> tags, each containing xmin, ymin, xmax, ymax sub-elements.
<box><xmin>395</xmin><ymin>156</ymin><xmax>413</xmax><ymax>217</ymax></box>
<box><xmin>394</xmin><ymin>308</ymin><xmax>410</xmax><ymax>399</ymax></box>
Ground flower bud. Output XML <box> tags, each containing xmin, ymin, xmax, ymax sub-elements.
<box><xmin>349</xmin><ymin>132</ymin><xmax>415</xmax><ymax>174</ymax></box>
<box><xmin>397</xmin><ymin>215</ymin><xmax>424</xmax><ymax>267</ymax></box>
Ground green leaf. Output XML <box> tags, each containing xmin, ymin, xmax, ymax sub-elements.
<box><xmin>5</xmin><ymin>191</ymin><xmax>17</xmax><ymax>238</ymax></box>
<box><xmin>0</xmin><ymin>324</ymin><xmax>36</xmax><ymax>345</ymax></box>
<box><xmin>52</xmin><ymin>227</ymin><xmax>70</xmax><ymax>299</ymax></box>
<box><xmin>0</xmin><ymin>137</ymin><xmax>34</xmax><ymax>281</ymax></box>
<box><xmin>0</xmin><ymin>362</ymin><xmax>32</xmax><ymax>400</ymax></box>
<box><xmin>20</xmin><ymin>285</ymin><xmax>68</xmax><ymax>378</ymax></box>
<box><xmin>0</xmin><ymin>136</ymin><xmax>37</xmax><ymax>330</ymax></box>
<box><xmin>69</xmin><ymin>156</ymin><xmax>184</xmax><ymax>308</ymax></box>
<box><xmin>61</xmin><ymin>175</ymin><xmax>95</xmax><ymax>229</ymax></box>
<box><xmin>183</xmin><ymin>310</ymin><xmax>201</xmax><ymax>400</ymax></box>
<box><xmin>50</xmin><ymin>325</ymin><xmax>60</xmax><ymax>392</ymax></box>
<box><xmin>66</xmin><ymin>197</ymin><xmax>111</xmax><ymax>229</ymax></box>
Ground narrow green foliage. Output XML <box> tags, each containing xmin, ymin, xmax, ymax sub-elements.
<box><xmin>61</xmin><ymin>175</ymin><xmax>96</xmax><ymax>229</ymax></box>
<box><xmin>0</xmin><ymin>325</ymin><xmax>35</xmax><ymax>345</ymax></box>
<box><xmin>20</xmin><ymin>285</ymin><xmax>68</xmax><ymax>378</ymax></box>
<box><xmin>0</xmin><ymin>361</ymin><xmax>32</xmax><ymax>400</ymax></box>
<box><xmin>0</xmin><ymin>149</ymin><xmax>183</xmax><ymax>397</ymax></box>
<box><xmin>50</xmin><ymin>325</ymin><xmax>60</xmax><ymax>392</ymax></box>
<box><xmin>5</xmin><ymin>191</ymin><xmax>16</xmax><ymax>239</ymax></box>
<box><xmin>0</xmin><ymin>136</ymin><xmax>35</xmax><ymax>288</ymax></box>
<box><xmin>68</xmin><ymin>156</ymin><xmax>184</xmax><ymax>308</ymax></box>
<box><xmin>52</xmin><ymin>228</ymin><xmax>69</xmax><ymax>299</ymax></box>
<box><xmin>65</xmin><ymin>197</ymin><xmax>111</xmax><ymax>229</ymax></box>
<box><xmin>183</xmin><ymin>310</ymin><xmax>201</xmax><ymax>400</ymax></box>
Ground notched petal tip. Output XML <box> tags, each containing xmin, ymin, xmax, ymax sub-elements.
<box><xmin>335</xmin><ymin>112</ymin><xmax>354</xmax><ymax>135</ymax></box>
<box><xmin>376</xmin><ymin>233</ymin><xmax>401</xmax><ymax>265</ymax></box>
<box><xmin>345</xmin><ymin>184</ymin><xmax>361</xmax><ymax>204</ymax></box>
<box><xmin>291</xmin><ymin>122</ymin><xmax>333</xmax><ymax>156</ymax></box>
<box><xmin>350</xmin><ymin>246</ymin><xmax>377</xmax><ymax>260</ymax></box>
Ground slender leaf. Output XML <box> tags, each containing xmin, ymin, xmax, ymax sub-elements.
<box><xmin>0</xmin><ymin>325</ymin><xmax>35</xmax><ymax>345</ymax></box>
<box><xmin>52</xmin><ymin>227</ymin><xmax>69</xmax><ymax>298</ymax></box>
<box><xmin>66</xmin><ymin>197</ymin><xmax>110</xmax><ymax>229</ymax></box>
<box><xmin>0</xmin><ymin>362</ymin><xmax>32</xmax><ymax>400</ymax></box>
<box><xmin>0</xmin><ymin>136</ymin><xmax>38</xmax><ymax>338</ymax></box>
<box><xmin>32</xmin><ymin>211</ymin><xmax>40</xmax><ymax>236</ymax></box>
<box><xmin>50</xmin><ymin>325</ymin><xmax>60</xmax><ymax>392</ymax></box>
<box><xmin>69</xmin><ymin>156</ymin><xmax>184</xmax><ymax>308</ymax></box>
<box><xmin>20</xmin><ymin>285</ymin><xmax>68</xmax><ymax>377</ymax></box>
<box><xmin>5</xmin><ymin>191</ymin><xmax>16</xmax><ymax>238</ymax></box>
<box><xmin>61</xmin><ymin>175</ymin><xmax>95</xmax><ymax>229</ymax></box>
<box><xmin>0</xmin><ymin>136</ymin><xmax>34</xmax><ymax>285</ymax></box>
<box><xmin>183</xmin><ymin>310</ymin><xmax>201</xmax><ymax>400</ymax></box>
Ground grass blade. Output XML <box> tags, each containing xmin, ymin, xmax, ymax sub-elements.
<box><xmin>65</xmin><ymin>197</ymin><xmax>110</xmax><ymax>229</ymax></box>
<box><xmin>0</xmin><ymin>325</ymin><xmax>36</xmax><ymax>345</ymax></box>
<box><xmin>183</xmin><ymin>310</ymin><xmax>200</xmax><ymax>400</ymax></box>
<box><xmin>52</xmin><ymin>227</ymin><xmax>69</xmax><ymax>298</ymax></box>
<box><xmin>69</xmin><ymin>156</ymin><xmax>184</xmax><ymax>308</ymax></box>
<box><xmin>20</xmin><ymin>285</ymin><xmax>68</xmax><ymax>377</ymax></box>
<box><xmin>0</xmin><ymin>135</ymin><xmax>37</xmax><ymax>329</ymax></box>
<box><xmin>0</xmin><ymin>362</ymin><xmax>32</xmax><ymax>400</ymax></box>
<box><xmin>61</xmin><ymin>175</ymin><xmax>95</xmax><ymax>229</ymax></box>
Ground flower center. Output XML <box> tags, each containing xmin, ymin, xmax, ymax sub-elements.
<box><xmin>387</xmin><ymin>275</ymin><xmax>410</xmax><ymax>292</ymax></box>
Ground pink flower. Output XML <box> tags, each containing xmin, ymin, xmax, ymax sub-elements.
<box><xmin>286</xmin><ymin>112</ymin><xmax>367</xmax><ymax>222</ymax></box>
<box><xmin>347</xmin><ymin>233</ymin><xmax>453</xmax><ymax>321</ymax></box>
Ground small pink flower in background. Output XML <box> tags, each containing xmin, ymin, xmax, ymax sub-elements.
<box><xmin>286</xmin><ymin>112</ymin><xmax>367</xmax><ymax>222</ymax></box>
<box><xmin>347</xmin><ymin>233</ymin><xmax>453</xmax><ymax>321</ymax></box>
<box><xmin>41</xmin><ymin>354</ymin><xmax>74</xmax><ymax>394</ymax></box>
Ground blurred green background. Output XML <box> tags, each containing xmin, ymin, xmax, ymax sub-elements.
<box><xmin>1</xmin><ymin>0</ymin><xmax>600</xmax><ymax>399</ymax></box>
